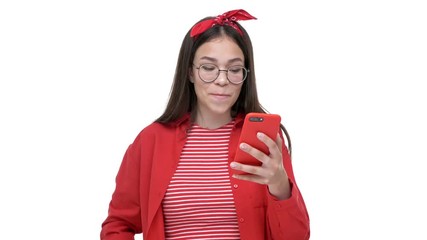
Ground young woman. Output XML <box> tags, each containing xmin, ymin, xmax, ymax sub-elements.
<box><xmin>101</xmin><ymin>9</ymin><xmax>310</xmax><ymax>240</ymax></box>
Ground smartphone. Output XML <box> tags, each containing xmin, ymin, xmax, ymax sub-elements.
<box><xmin>232</xmin><ymin>112</ymin><xmax>281</xmax><ymax>174</ymax></box>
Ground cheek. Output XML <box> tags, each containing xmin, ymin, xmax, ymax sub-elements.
<box><xmin>230</xmin><ymin>86</ymin><xmax>243</xmax><ymax>102</ymax></box>
<box><xmin>234</xmin><ymin>85</ymin><xmax>243</xmax><ymax>96</ymax></box>
<box><xmin>193</xmin><ymin>81</ymin><xmax>207</xmax><ymax>96</ymax></box>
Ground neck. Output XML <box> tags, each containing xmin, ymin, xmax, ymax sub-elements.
<box><xmin>194</xmin><ymin>110</ymin><xmax>232</xmax><ymax>129</ymax></box>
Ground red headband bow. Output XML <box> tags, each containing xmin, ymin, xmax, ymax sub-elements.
<box><xmin>190</xmin><ymin>9</ymin><xmax>257</xmax><ymax>38</ymax></box>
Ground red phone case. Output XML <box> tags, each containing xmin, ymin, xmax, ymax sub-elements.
<box><xmin>232</xmin><ymin>112</ymin><xmax>281</xmax><ymax>174</ymax></box>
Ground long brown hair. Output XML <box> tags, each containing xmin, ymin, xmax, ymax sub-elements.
<box><xmin>155</xmin><ymin>17</ymin><xmax>292</xmax><ymax>155</ymax></box>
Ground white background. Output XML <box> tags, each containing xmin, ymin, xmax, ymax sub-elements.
<box><xmin>1</xmin><ymin>1</ymin><xmax>426</xmax><ymax>239</ymax></box>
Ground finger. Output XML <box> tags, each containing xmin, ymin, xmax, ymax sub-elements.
<box><xmin>274</xmin><ymin>133</ymin><xmax>283</xmax><ymax>155</ymax></box>
<box><xmin>266</xmin><ymin>133</ymin><xmax>284</xmax><ymax>170</ymax></box>
<box><xmin>239</xmin><ymin>142</ymin><xmax>269</xmax><ymax>164</ymax></box>
<box><xmin>256</xmin><ymin>132</ymin><xmax>281</xmax><ymax>157</ymax></box>
<box><xmin>230</xmin><ymin>162</ymin><xmax>270</xmax><ymax>183</ymax></box>
<box><xmin>230</xmin><ymin>161</ymin><xmax>267</xmax><ymax>176</ymax></box>
<box><xmin>232</xmin><ymin>172</ymin><xmax>267</xmax><ymax>185</ymax></box>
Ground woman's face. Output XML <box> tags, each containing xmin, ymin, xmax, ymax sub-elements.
<box><xmin>191</xmin><ymin>36</ymin><xmax>244</xmax><ymax>120</ymax></box>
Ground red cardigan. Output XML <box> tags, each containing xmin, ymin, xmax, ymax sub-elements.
<box><xmin>101</xmin><ymin>114</ymin><xmax>310</xmax><ymax>240</ymax></box>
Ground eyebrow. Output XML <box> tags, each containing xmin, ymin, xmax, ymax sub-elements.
<box><xmin>199</xmin><ymin>56</ymin><xmax>244</xmax><ymax>64</ymax></box>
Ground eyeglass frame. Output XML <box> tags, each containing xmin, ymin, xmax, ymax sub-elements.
<box><xmin>192</xmin><ymin>63</ymin><xmax>249</xmax><ymax>84</ymax></box>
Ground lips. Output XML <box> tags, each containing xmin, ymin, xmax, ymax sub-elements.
<box><xmin>210</xmin><ymin>93</ymin><xmax>230</xmax><ymax>100</ymax></box>
<box><xmin>211</xmin><ymin>93</ymin><xmax>230</xmax><ymax>96</ymax></box>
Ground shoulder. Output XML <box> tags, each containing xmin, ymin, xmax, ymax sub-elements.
<box><xmin>123</xmin><ymin>122</ymin><xmax>175</xmax><ymax>157</ymax></box>
<box><xmin>135</xmin><ymin>121</ymin><xmax>173</xmax><ymax>141</ymax></box>
<box><xmin>133</xmin><ymin>114</ymin><xmax>191</xmax><ymax>142</ymax></box>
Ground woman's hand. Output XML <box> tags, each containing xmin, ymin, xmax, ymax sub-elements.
<box><xmin>230</xmin><ymin>132</ymin><xmax>291</xmax><ymax>200</ymax></box>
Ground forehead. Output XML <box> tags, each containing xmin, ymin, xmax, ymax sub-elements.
<box><xmin>194</xmin><ymin>36</ymin><xmax>244</xmax><ymax>63</ymax></box>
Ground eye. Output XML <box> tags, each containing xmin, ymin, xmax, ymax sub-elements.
<box><xmin>229</xmin><ymin>66</ymin><xmax>243</xmax><ymax>74</ymax></box>
<box><xmin>200</xmin><ymin>64</ymin><xmax>217</xmax><ymax>72</ymax></box>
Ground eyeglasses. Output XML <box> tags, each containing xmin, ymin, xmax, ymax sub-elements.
<box><xmin>193</xmin><ymin>63</ymin><xmax>249</xmax><ymax>84</ymax></box>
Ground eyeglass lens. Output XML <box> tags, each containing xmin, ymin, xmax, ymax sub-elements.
<box><xmin>198</xmin><ymin>64</ymin><xmax>247</xmax><ymax>83</ymax></box>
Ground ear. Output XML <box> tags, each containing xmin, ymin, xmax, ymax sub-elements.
<box><xmin>189</xmin><ymin>75</ymin><xmax>194</xmax><ymax>83</ymax></box>
<box><xmin>188</xmin><ymin>68</ymin><xmax>195</xmax><ymax>83</ymax></box>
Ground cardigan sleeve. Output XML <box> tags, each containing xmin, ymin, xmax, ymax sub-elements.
<box><xmin>266</xmin><ymin>179</ymin><xmax>310</xmax><ymax>239</ymax></box>
<box><xmin>100</xmin><ymin>142</ymin><xmax>143</xmax><ymax>240</ymax></box>
<box><xmin>265</xmin><ymin>136</ymin><xmax>310</xmax><ymax>240</ymax></box>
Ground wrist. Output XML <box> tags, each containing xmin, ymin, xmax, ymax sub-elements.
<box><xmin>268</xmin><ymin>177</ymin><xmax>291</xmax><ymax>200</ymax></box>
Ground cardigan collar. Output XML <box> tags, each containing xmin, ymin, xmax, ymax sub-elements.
<box><xmin>171</xmin><ymin>112</ymin><xmax>245</xmax><ymax>129</ymax></box>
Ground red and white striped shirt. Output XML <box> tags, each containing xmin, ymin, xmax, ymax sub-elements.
<box><xmin>162</xmin><ymin>121</ymin><xmax>240</xmax><ymax>240</ymax></box>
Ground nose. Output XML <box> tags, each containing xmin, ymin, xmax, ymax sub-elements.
<box><xmin>215</xmin><ymin>70</ymin><xmax>229</xmax><ymax>85</ymax></box>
